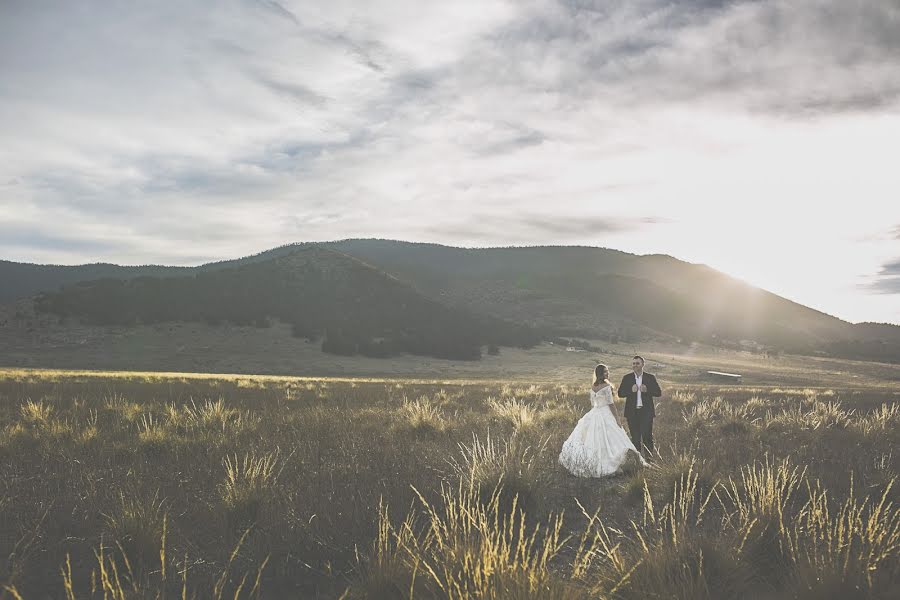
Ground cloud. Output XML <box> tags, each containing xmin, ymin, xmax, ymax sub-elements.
<box><xmin>474</xmin><ymin>124</ymin><xmax>547</xmax><ymax>156</ymax></box>
<box><xmin>3</xmin><ymin>0</ymin><xmax>897</xmax><ymax>240</ymax></box>
<box><xmin>426</xmin><ymin>213</ymin><xmax>664</xmax><ymax>244</ymax></box>
<box><xmin>471</xmin><ymin>0</ymin><xmax>900</xmax><ymax>116</ymax></box>
<box><xmin>869</xmin><ymin>259</ymin><xmax>900</xmax><ymax>295</ymax></box>
<box><xmin>252</xmin><ymin>75</ymin><xmax>331</xmax><ymax>108</ymax></box>
<box><xmin>0</xmin><ymin>223</ymin><xmax>125</xmax><ymax>256</ymax></box>
<box><xmin>0</xmin><ymin>0</ymin><xmax>899</xmax><ymax>322</ymax></box>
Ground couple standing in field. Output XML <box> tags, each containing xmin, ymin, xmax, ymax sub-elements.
<box><xmin>558</xmin><ymin>355</ymin><xmax>662</xmax><ymax>477</ymax></box>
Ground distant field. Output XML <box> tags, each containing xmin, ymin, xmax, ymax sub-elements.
<box><xmin>0</xmin><ymin>367</ymin><xmax>898</xmax><ymax>598</ymax></box>
<box><xmin>4</xmin><ymin>306</ymin><xmax>900</xmax><ymax>387</ymax></box>
<box><xmin>4</xmin><ymin>335</ymin><xmax>900</xmax><ymax>394</ymax></box>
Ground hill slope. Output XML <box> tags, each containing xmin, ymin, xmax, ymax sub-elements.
<box><xmin>323</xmin><ymin>241</ymin><xmax>852</xmax><ymax>348</ymax></box>
<box><xmin>31</xmin><ymin>246</ymin><xmax>540</xmax><ymax>360</ymax></box>
<box><xmin>4</xmin><ymin>240</ymin><xmax>899</xmax><ymax>362</ymax></box>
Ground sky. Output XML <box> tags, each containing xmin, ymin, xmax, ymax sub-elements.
<box><xmin>1</xmin><ymin>0</ymin><xmax>899</xmax><ymax>324</ymax></box>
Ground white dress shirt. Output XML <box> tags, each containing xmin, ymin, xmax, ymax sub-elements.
<box><xmin>635</xmin><ymin>372</ymin><xmax>643</xmax><ymax>409</ymax></box>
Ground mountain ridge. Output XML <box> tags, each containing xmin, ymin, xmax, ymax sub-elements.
<box><xmin>3</xmin><ymin>239</ymin><xmax>898</xmax><ymax>363</ymax></box>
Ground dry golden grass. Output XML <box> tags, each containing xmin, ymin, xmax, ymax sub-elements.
<box><xmin>488</xmin><ymin>397</ymin><xmax>539</xmax><ymax>431</ymax></box>
<box><xmin>399</xmin><ymin>395</ymin><xmax>447</xmax><ymax>433</ymax></box>
<box><xmin>0</xmin><ymin>370</ymin><xmax>897</xmax><ymax>598</ymax></box>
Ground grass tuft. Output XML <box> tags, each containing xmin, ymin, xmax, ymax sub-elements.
<box><xmin>19</xmin><ymin>399</ymin><xmax>53</xmax><ymax>428</ymax></box>
<box><xmin>399</xmin><ymin>395</ymin><xmax>446</xmax><ymax>433</ymax></box>
<box><xmin>221</xmin><ymin>450</ymin><xmax>283</xmax><ymax>530</ymax></box>
<box><xmin>449</xmin><ymin>432</ymin><xmax>549</xmax><ymax>515</ymax></box>
<box><xmin>102</xmin><ymin>491</ymin><xmax>167</xmax><ymax>572</ymax></box>
<box><xmin>488</xmin><ymin>396</ymin><xmax>538</xmax><ymax>431</ymax></box>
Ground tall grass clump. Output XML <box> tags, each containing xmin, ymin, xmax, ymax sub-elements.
<box><xmin>488</xmin><ymin>397</ymin><xmax>538</xmax><ymax>431</ymax></box>
<box><xmin>720</xmin><ymin>458</ymin><xmax>806</xmax><ymax>531</ymax></box>
<box><xmin>765</xmin><ymin>399</ymin><xmax>854</xmax><ymax>431</ymax></box>
<box><xmin>536</xmin><ymin>400</ymin><xmax>580</xmax><ymax>429</ymax></box>
<box><xmin>784</xmin><ymin>480</ymin><xmax>900</xmax><ymax>598</ymax></box>
<box><xmin>51</xmin><ymin>527</ymin><xmax>269</xmax><ymax>600</ymax></box>
<box><xmin>76</xmin><ymin>408</ymin><xmax>99</xmax><ymax>445</ymax></box>
<box><xmin>102</xmin><ymin>491</ymin><xmax>167</xmax><ymax>572</ymax></box>
<box><xmin>158</xmin><ymin>398</ymin><xmax>258</xmax><ymax>443</ymax></box>
<box><xmin>185</xmin><ymin>397</ymin><xmax>257</xmax><ymax>434</ymax></box>
<box><xmin>744</xmin><ymin>396</ymin><xmax>771</xmax><ymax>411</ymax></box>
<box><xmin>806</xmin><ymin>400</ymin><xmax>853</xmax><ymax>429</ymax></box>
<box><xmin>19</xmin><ymin>399</ymin><xmax>53</xmax><ymax>428</ymax></box>
<box><xmin>448</xmin><ymin>433</ymin><xmax>548</xmax><ymax>515</ymax></box>
<box><xmin>103</xmin><ymin>392</ymin><xmax>144</xmax><ymax>422</ymax></box>
<box><xmin>670</xmin><ymin>389</ymin><xmax>696</xmax><ymax>404</ymax></box>
<box><xmin>137</xmin><ymin>412</ymin><xmax>169</xmax><ymax>451</ymax></box>
<box><xmin>354</xmin><ymin>479</ymin><xmax>576</xmax><ymax>600</ymax></box>
<box><xmin>856</xmin><ymin>403</ymin><xmax>900</xmax><ymax>435</ymax></box>
<box><xmin>718</xmin><ymin>458</ymin><xmax>806</xmax><ymax>586</ymax></box>
<box><xmin>616</xmin><ymin>469</ymin><xmax>753</xmax><ymax>600</ymax></box>
<box><xmin>352</xmin><ymin>502</ymin><xmax>421</xmax><ymax>599</ymax></box>
<box><xmin>221</xmin><ymin>450</ymin><xmax>283</xmax><ymax>530</ymax></box>
<box><xmin>682</xmin><ymin>396</ymin><xmax>756</xmax><ymax>433</ymax></box>
<box><xmin>399</xmin><ymin>396</ymin><xmax>446</xmax><ymax>433</ymax></box>
<box><xmin>193</xmin><ymin>397</ymin><xmax>237</xmax><ymax>428</ymax></box>
<box><xmin>625</xmin><ymin>447</ymin><xmax>716</xmax><ymax>507</ymax></box>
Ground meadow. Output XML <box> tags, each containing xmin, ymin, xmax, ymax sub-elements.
<box><xmin>0</xmin><ymin>368</ymin><xmax>898</xmax><ymax>599</ymax></box>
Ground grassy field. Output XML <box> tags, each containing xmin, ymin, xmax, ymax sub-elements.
<box><xmin>0</xmin><ymin>366</ymin><xmax>898</xmax><ymax>599</ymax></box>
<box><xmin>5</xmin><ymin>300</ymin><xmax>900</xmax><ymax>384</ymax></box>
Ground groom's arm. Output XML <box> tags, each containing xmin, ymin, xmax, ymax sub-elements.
<box><xmin>648</xmin><ymin>374</ymin><xmax>662</xmax><ymax>398</ymax></box>
<box><xmin>617</xmin><ymin>375</ymin><xmax>629</xmax><ymax>398</ymax></box>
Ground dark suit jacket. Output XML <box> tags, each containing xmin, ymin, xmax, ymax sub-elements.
<box><xmin>618</xmin><ymin>371</ymin><xmax>662</xmax><ymax>419</ymax></box>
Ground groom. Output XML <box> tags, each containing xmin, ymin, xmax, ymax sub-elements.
<box><xmin>618</xmin><ymin>355</ymin><xmax>662</xmax><ymax>457</ymax></box>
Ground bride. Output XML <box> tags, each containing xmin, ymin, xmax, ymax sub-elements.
<box><xmin>559</xmin><ymin>364</ymin><xmax>645</xmax><ymax>477</ymax></box>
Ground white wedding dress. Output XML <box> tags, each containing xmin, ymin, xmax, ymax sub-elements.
<box><xmin>559</xmin><ymin>385</ymin><xmax>644</xmax><ymax>477</ymax></box>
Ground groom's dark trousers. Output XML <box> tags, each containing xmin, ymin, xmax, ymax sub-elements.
<box><xmin>626</xmin><ymin>406</ymin><xmax>654</xmax><ymax>454</ymax></box>
<box><xmin>618</xmin><ymin>371</ymin><xmax>662</xmax><ymax>455</ymax></box>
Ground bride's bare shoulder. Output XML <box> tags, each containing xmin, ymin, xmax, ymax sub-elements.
<box><xmin>592</xmin><ymin>383</ymin><xmax>611</xmax><ymax>392</ymax></box>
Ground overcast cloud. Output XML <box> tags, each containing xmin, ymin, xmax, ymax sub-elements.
<box><xmin>1</xmin><ymin>0</ymin><xmax>899</xmax><ymax>322</ymax></box>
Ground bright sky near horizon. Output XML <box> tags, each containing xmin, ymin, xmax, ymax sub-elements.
<box><xmin>1</xmin><ymin>1</ymin><xmax>899</xmax><ymax>324</ymax></box>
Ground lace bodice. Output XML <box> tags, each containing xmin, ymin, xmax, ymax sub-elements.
<box><xmin>590</xmin><ymin>385</ymin><xmax>614</xmax><ymax>408</ymax></box>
